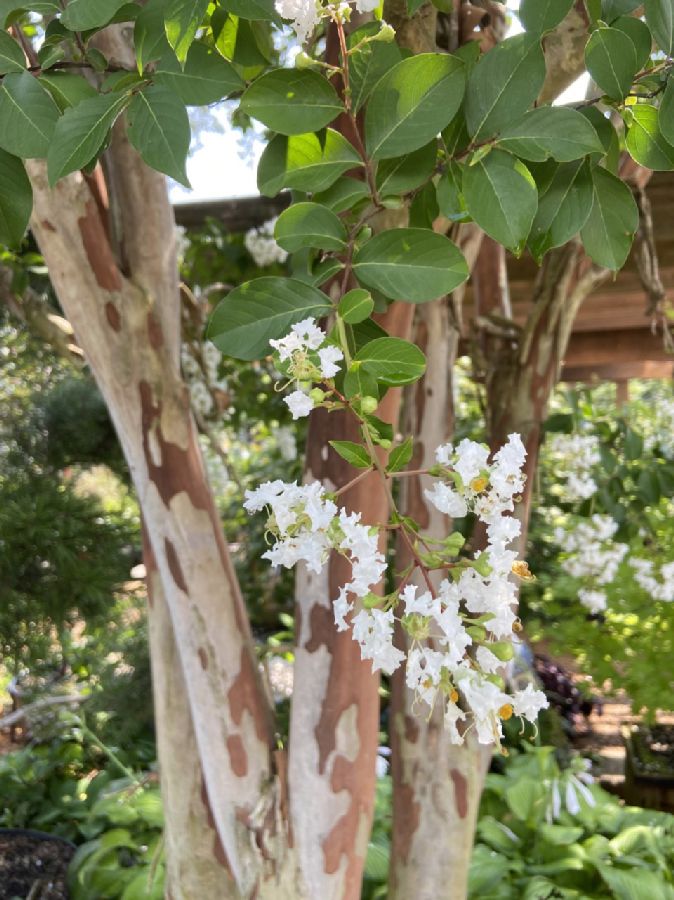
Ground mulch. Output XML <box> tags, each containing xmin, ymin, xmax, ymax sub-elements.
<box><xmin>0</xmin><ymin>830</ymin><xmax>74</xmax><ymax>900</ymax></box>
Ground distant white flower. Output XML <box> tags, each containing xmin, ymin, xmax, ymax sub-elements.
<box><xmin>578</xmin><ymin>588</ymin><xmax>607</xmax><ymax>615</ymax></box>
<box><xmin>244</xmin><ymin>217</ymin><xmax>288</xmax><ymax>267</ymax></box>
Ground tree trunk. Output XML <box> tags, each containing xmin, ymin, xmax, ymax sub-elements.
<box><xmin>26</xmin><ymin>138</ymin><xmax>297</xmax><ymax>896</ymax></box>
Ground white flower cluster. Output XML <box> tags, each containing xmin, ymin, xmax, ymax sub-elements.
<box><xmin>270</xmin><ymin>318</ymin><xmax>343</xmax><ymax>420</ymax></box>
<box><xmin>629</xmin><ymin>557</ymin><xmax>674</xmax><ymax>603</ymax></box>
<box><xmin>653</xmin><ymin>399</ymin><xmax>674</xmax><ymax>459</ymax></box>
<box><xmin>276</xmin><ymin>0</ymin><xmax>381</xmax><ymax>44</ymax></box>
<box><xmin>557</xmin><ymin>515</ymin><xmax>628</xmax><ymax>614</ymax></box>
<box><xmin>244</xmin><ymin>218</ymin><xmax>288</xmax><ymax>269</ymax></box>
<box><xmin>245</xmin><ymin>434</ymin><xmax>549</xmax><ymax>744</ymax></box>
<box><xmin>547</xmin><ymin>758</ymin><xmax>595</xmax><ymax>823</ymax></box>
<box><xmin>182</xmin><ymin>340</ymin><xmax>227</xmax><ymax>419</ymax></box>
<box><xmin>546</xmin><ymin>432</ymin><xmax>600</xmax><ymax>502</ymax></box>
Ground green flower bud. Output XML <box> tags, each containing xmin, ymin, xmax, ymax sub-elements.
<box><xmin>360</xmin><ymin>395</ymin><xmax>378</xmax><ymax>414</ymax></box>
<box><xmin>295</xmin><ymin>51</ymin><xmax>315</xmax><ymax>69</ymax></box>
<box><xmin>488</xmin><ymin>641</ymin><xmax>515</xmax><ymax>662</ymax></box>
<box><xmin>363</xmin><ymin>592</ymin><xmax>384</xmax><ymax>609</ymax></box>
<box><xmin>309</xmin><ymin>387</ymin><xmax>326</xmax><ymax>403</ymax></box>
<box><xmin>372</xmin><ymin>22</ymin><xmax>396</xmax><ymax>42</ymax></box>
<box><xmin>466</xmin><ymin>625</ymin><xmax>486</xmax><ymax>642</ymax></box>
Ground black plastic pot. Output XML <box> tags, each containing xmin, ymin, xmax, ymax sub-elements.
<box><xmin>0</xmin><ymin>828</ymin><xmax>75</xmax><ymax>900</ymax></box>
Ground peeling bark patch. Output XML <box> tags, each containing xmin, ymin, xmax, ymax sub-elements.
<box><xmin>147</xmin><ymin>310</ymin><xmax>163</xmax><ymax>349</ymax></box>
<box><xmin>451</xmin><ymin>769</ymin><xmax>468</xmax><ymax>819</ymax></box>
<box><xmin>164</xmin><ymin>537</ymin><xmax>188</xmax><ymax>593</ymax></box>
<box><xmin>42</xmin><ymin>219</ymin><xmax>56</xmax><ymax>232</ymax></box>
<box><xmin>228</xmin><ymin>647</ymin><xmax>270</xmax><ymax>745</ymax></box>
<box><xmin>77</xmin><ymin>199</ymin><xmax>123</xmax><ymax>292</ymax></box>
<box><xmin>105</xmin><ymin>302</ymin><xmax>121</xmax><ymax>332</ymax></box>
<box><xmin>198</xmin><ymin>647</ymin><xmax>208</xmax><ymax>670</ymax></box>
<box><xmin>226</xmin><ymin>735</ymin><xmax>248</xmax><ymax>777</ymax></box>
<box><xmin>404</xmin><ymin>715</ymin><xmax>419</xmax><ymax>745</ymax></box>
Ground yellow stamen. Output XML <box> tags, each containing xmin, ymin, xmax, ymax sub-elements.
<box><xmin>499</xmin><ymin>703</ymin><xmax>514</xmax><ymax>721</ymax></box>
<box><xmin>470</xmin><ymin>475</ymin><xmax>489</xmax><ymax>492</ymax></box>
<box><xmin>511</xmin><ymin>560</ymin><xmax>535</xmax><ymax>581</ymax></box>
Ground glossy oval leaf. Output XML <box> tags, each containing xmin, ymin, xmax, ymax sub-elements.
<box><xmin>165</xmin><ymin>0</ymin><xmax>209</xmax><ymax>64</ymax></box>
<box><xmin>585</xmin><ymin>26</ymin><xmax>637</xmax><ymax>101</ymax></box>
<box><xmin>0</xmin><ymin>71</ymin><xmax>59</xmax><ymax>158</ymax></box>
<box><xmin>0</xmin><ymin>148</ymin><xmax>31</xmax><ymax>247</ymax></box>
<box><xmin>658</xmin><ymin>78</ymin><xmax>674</xmax><ymax>147</ymax></box>
<box><xmin>241</xmin><ymin>69</ymin><xmax>342</xmax><ymax>136</ymax></box>
<box><xmin>349</xmin><ymin>24</ymin><xmax>402</xmax><ymax>113</ymax></box>
<box><xmin>528</xmin><ymin>160</ymin><xmax>594</xmax><ymax>261</ymax></box>
<box><xmin>644</xmin><ymin>0</ymin><xmax>674</xmax><ymax>56</ymax></box>
<box><xmin>220</xmin><ymin>0</ymin><xmax>276</xmax><ymax>19</ymax></box>
<box><xmin>155</xmin><ymin>44</ymin><xmax>243</xmax><ymax>105</ymax></box>
<box><xmin>580</xmin><ymin>166</ymin><xmax>638</xmax><ymax>270</ymax></box>
<box><xmin>39</xmin><ymin>73</ymin><xmax>97</xmax><ymax>111</ymax></box>
<box><xmin>0</xmin><ymin>30</ymin><xmax>24</xmax><ymax>74</ymax></box>
<box><xmin>376</xmin><ymin>140</ymin><xmax>438</xmax><ymax>197</ymax></box>
<box><xmin>208</xmin><ymin>277</ymin><xmax>333</xmax><ymax>360</ymax></box>
<box><xmin>353</xmin><ymin>228</ymin><xmax>469</xmax><ymax>303</ymax></box>
<box><xmin>339</xmin><ymin>289</ymin><xmax>374</xmax><ymax>324</ymax></box>
<box><xmin>134</xmin><ymin>0</ymin><xmax>170</xmax><ymax>72</ymax></box>
<box><xmin>274</xmin><ymin>202</ymin><xmax>347</xmax><ymax>253</ymax></box>
<box><xmin>329</xmin><ymin>440</ymin><xmax>372</xmax><ymax>468</ymax></box>
<box><xmin>519</xmin><ymin>0</ymin><xmax>573</xmax><ymax>34</ymax></box>
<box><xmin>314</xmin><ymin>176</ymin><xmax>370</xmax><ymax>214</ymax></box>
<box><xmin>465</xmin><ymin>34</ymin><xmax>546</xmax><ymax>140</ymax></box>
<box><xmin>353</xmin><ymin>337</ymin><xmax>426</xmax><ymax>387</ymax></box>
<box><xmin>498</xmin><ymin>107</ymin><xmax>603</xmax><ymax>162</ymax></box>
<box><xmin>127</xmin><ymin>84</ymin><xmax>191</xmax><ymax>187</ymax></box>
<box><xmin>61</xmin><ymin>0</ymin><xmax>129</xmax><ymax>30</ymax></box>
<box><xmin>463</xmin><ymin>149</ymin><xmax>538</xmax><ymax>254</ymax></box>
<box><xmin>601</xmin><ymin>0</ymin><xmax>641</xmax><ymax>20</ymax></box>
<box><xmin>611</xmin><ymin>15</ymin><xmax>653</xmax><ymax>69</ymax></box>
<box><xmin>47</xmin><ymin>92</ymin><xmax>129</xmax><ymax>186</ymax></box>
<box><xmin>626</xmin><ymin>103</ymin><xmax>674</xmax><ymax>171</ymax></box>
<box><xmin>365</xmin><ymin>53</ymin><xmax>466</xmax><ymax>160</ymax></box>
<box><xmin>257</xmin><ymin>129</ymin><xmax>362</xmax><ymax>197</ymax></box>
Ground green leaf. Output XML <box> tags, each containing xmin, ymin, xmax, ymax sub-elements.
<box><xmin>505</xmin><ymin>776</ymin><xmax>540</xmax><ymax>821</ymax></box>
<box><xmin>538</xmin><ymin>823</ymin><xmax>584</xmax><ymax>846</ymax></box>
<box><xmin>659</xmin><ymin>78</ymin><xmax>674</xmax><ymax>147</ymax></box>
<box><xmin>39</xmin><ymin>73</ymin><xmax>97</xmax><ymax>111</ymax></box>
<box><xmin>208</xmin><ymin>277</ymin><xmax>333</xmax><ymax>360</ymax></box>
<box><xmin>47</xmin><ymin>92</ymin><xmax>129</xmax><ymax>186</ymax></box>
<box><xmin>387</xmin><ymin>437</ymin><xmax>414</xmax><ymax>473</ymax></box>
<box><xmin>352</xmin><ymin>228</ymin><xmax>468</xmax><ymax>302</ymax></box>
<box><xmin>353</xmin><ymin>337</ymin><xmax>426</xmax><ymax>386</ymax></box>
<box><xmin>528</xmin><ymin>160</ymin><xmax>594</xmax><ymax>261</ymax></box>
<box><xmin>343</xmin><ymin>362</ymin><xmax>380</xmax><ymax>401</ymax></box>
<box><xmin>216</xmin><ymin>14</ymin><xmax>272</xmax><ymax>67</ymax></box>
<box><xmin>258</xmin><ymin>129</ymin><xmax>362</xmax><ymax>197</ymax></box>
<box><xmin>274</xmin><ymin>202</ymin><xmax>347</xmax><ymax>253</ymax></box>
<box><xmin>155</xmin><ymin>44</ymin><xmax>243</xmax><ymax>105</ymax></box>
<box><xmin>314</xmin><ymin>176</ymin><xmax>370</xmax><ymax>213</ymax></box>
<box><xmin>241</xmin><ymin>69</ymin><xmax>342</xmax><ymax>136</ymax></box>
<box><xmin>580</xmin><ymin>166</ymin><xmax>638</xmax><ymax>270</ymax></box>
<box><xmin>601</xmin><ymin>0</ymin><xmax>641</xmax><ymax>21</ymax></box>
<box><xmin>0</xmin><ymin>149</ymin><xmax>31</xmax><ymax>247</ymax></box>
<box><xmin>376</xmin><ymin>140</ymin><xmax>437</xmax><ymax>197</ymax></box>
<box><xmin>612</xmin><ymin>15</ymin><xmax>653</xmax><ymax>69</ymax></box>
<box><xmin>465</xmin><ymin>34</ymin><xmax>546</xmax><ymax>140</ymax></box>
<box><xmin>644</xmin><ymin>0</ymin><xmax>674</xmax><ymax>56</ymax></box>
<box><xmin>463</xmin><ymin>150</ymin><xmax>537</xmax><ymax>254</ymax></box>
<box><xmin>519</xmin><ymin>0</ymin><xmax>574</xmax><ymax>34</ymax></box>
<box><xmin>596</xmin><ymin>864</ymin><xmax>670</xmax><ymax>900</ymax></box>
<box><xmin>61</xmin><ymin>0</ymin><xmax>129</xmax><ymax>30</ymax></box>
<box><xmin>436</xmin><ymin>161</ymin><xmax>468</xmax><ymax>222</ymax></box>
<box><xmin>0</xmin><ymin>71</ymin><xmax>59</xmax><ymax>158</ymax></box>
<box><xmin>626</xmin><ymin>104</ymin><xmax>674</xmax><ymax>170</ymax></box>
<box><xmin>0</xmin><ymin>30</ymin><xmax>24</xmax><ymax>74</ymax></box>
<box><xmin>329</xmin><ymin>440</ymin><xmax>372</xmax><ymax>468</ymax></box>
<box><xmin>220</xmin><ymin>0</ymin><xmax>276</xmax><ymax>19</ymax></box>
<box><xmin>127</xmin><ymin>84</ymin><xmax>191</xmax><ymax>186</ymax></box>
<box><xmin>498</xmin><ymin>107</ymin><xmax>603</xmax><ymax>162</ymax></box>
<box><xmin>365</xmin><ymin>53</ymin><xmax>466</xmax><ymax>160</ymax></box>
<box><xmin>134</xmin><ymin>0</ymin><xmax>170</xmax><ymax>72</ymax></box>
<box><xmin>339</xmin><ymin>289</ymin><xmax>374</xmax><ymax>324</ymax></box>
<box><xmin>348</xmin><ymin>24</ymin><xmax>402</xmax><ymax>113</ymax></box>
<box><xmin>165</xmin><ymin>0</ymin><xmax>209</xmax><ymax>63</ymax></box>
<box><xmin>409</xmin><ymin>180</ymin><xmax>439</xmax><ymax>229</ymax></box>
<box><xmin>584</xmin><ymin>26</ymin><xmax>637</xmax><ymax>101</ymax></box>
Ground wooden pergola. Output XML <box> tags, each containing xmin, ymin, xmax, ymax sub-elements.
<box><xmin>174</xmin><ymin>171</ymin><xmax>674</xmax><ymax>392</ymax></box>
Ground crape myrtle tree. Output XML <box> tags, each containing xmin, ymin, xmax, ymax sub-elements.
<box><xmin>1</xmin><ymin>0</ymin><xmax>673</xmax><ymax>897</ymax></box>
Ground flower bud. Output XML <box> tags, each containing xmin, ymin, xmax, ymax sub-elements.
<box><xmin>467</xmin><ymin>625</ymin><xmax>486</xmax><ymax>641</ymax></box>
<box><xmin>362</xmin><ymin>592</ymin><xmax>384</xmax><ymax>609</ymax></box>
<box><xmin>372</xmin><ymin>22</ymin><xmax>396</xmax><ymax>42</ymax></box>
<box><xmin>309</xmin><ymin>387</ymin><xmax>326</xmax><ymax>403</ymax></box>
<box><xmin>360</xmin><ymin>395</ymin><xmax>378</xmax><ymax>414</ymax></box>
<box><xmin>295</xmin><ymin>51</ymin><xmax>315</xmax><ymax>69</ymax></box>
<box><xmin>489</xmin><ymin>641</ymin><xmax>515</xmax><ymax>662</ymax></box>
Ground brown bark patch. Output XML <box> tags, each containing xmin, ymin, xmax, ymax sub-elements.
<box><xmin>105</xmin><ymin>302</ymin><xmax>121</xmax><ymax>332</ymax></box>
<box><xmin>164</xmin><ymin>537</ymin><xmax>188</xmax><ymax>593</ymax></box>
<box><xmin>147</xmin><ymin>310</ymin><xmax>163</xmax><ymax>349</ymax></box>
<box><xmin>451</xmin><ymin>769</ymin><xmax>468</xmax><ymax>818</ymax></box>
<box><xmin>226</xmin><ymin>735</ymin><xmax>248</xmax><ymax>777</ymax></box>
<box><xmin>198</xmin><ymin>647</ymin><xmax>209</xmax><ymax>670</ymax></box>
<box><xmin>228</xmin><ymin>648</ymin><xmax>270</xmax><ymax>745</ymax></box>
<box><xmin>41</xmin><ymin>219</ymin><xmax>56</xmax><ymax>232</ymax></box>
<box><xmin>404</xmin><ymin>715</ymin><xmax>419</xmax><ymax>745</ymax></box>
<box><xmin>391</xmin><ymin>780</ymin><xmax>420</xmax><ymax>865</ymax></box>
<box><xmin>77</xmin><ymin>199</ymin><xmax>123</xmax><ymax>292</ymax></box>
